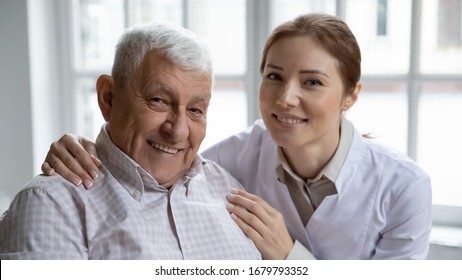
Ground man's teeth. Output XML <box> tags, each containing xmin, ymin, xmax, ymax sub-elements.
<box><xmin>152</xmin><ymin>143</ymin><xmax>178</xmax><ymax>154</ymax></box>
<box><xmin>277</xmin><ymin>115</ymin><xmax>305</xmax><ymax>124</ymax></box>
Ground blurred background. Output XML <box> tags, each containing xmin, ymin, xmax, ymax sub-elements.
<box><xmin>1</xmin><ymin>0</ymin><xmax>461</xmax><ymax>259</ymax></box>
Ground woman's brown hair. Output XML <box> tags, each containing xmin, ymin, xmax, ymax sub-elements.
<box><xmin>260</xmin><ymin>13</ymin><xmax>361</xmax><ymax>96</ymax></box>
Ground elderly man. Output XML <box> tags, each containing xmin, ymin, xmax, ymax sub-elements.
<box><xmin>0</xmin><ymin>23</ymin><xmax>260</xmax><ymax>260</ymax></box>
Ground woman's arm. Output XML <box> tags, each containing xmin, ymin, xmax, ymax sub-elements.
<box><xmin>373</xmin><ymin>174</ymin><xmax>432</xmax><ymax>259</ymax></box>
<box><xmin>41</xmin><ymin>134</ymin><xmax>100</xmax><ymax>189</ymax></box>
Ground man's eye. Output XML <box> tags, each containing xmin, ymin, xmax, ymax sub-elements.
<box><xmin>189</xmin><ymin>108</ymin><xmax>203</xmax><ymax>114</ymax></box>
<box><xmin>146</xmin><ymin>97</ymin><xmax>169</xmax><ymax>111</ymax></box>
<box><xmin>149</xmin><ymin>97</ymin><xmax>164</xmax><ymax>103</ymax></box>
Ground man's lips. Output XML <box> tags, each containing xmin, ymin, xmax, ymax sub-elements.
<box><xmin>147</xmin><ymin>140</ymin><xmax>180</xmax><ymax>154</ymax></box>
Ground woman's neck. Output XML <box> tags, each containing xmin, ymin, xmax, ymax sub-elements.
<box><xmin>282</xmin><ymin>129</ymin><xmax>341</xmax><ymax>181</ymax></box>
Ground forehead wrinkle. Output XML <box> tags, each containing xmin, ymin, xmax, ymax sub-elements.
<box><xmin>142</xmin><ymin>79</ymin><xmax>175</xmax><ymax>96</ymax></box>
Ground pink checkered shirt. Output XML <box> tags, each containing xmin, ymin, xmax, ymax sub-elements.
<box><xmin>0</xmin><ymin>126</ymin><xmax>261</xmax><ymax>260</ymax></box>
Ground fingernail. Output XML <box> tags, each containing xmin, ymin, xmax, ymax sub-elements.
<box><xmin>73</xmin><ymin>179</ymin><xmax>82</xmax><ymax>187</ymax></box>
<box><xmin>231</xmin><ymin>188</ymin><xmax>239</xmax><ymax>194</ymax></box>
<box><xmin>92</xmin><ymin>155</ymin><xmax>102</xmax><ymax>166</ymax></box>
<box><xmin>90</xmin><ymin>170</ymin><xmax>99</xmax><ymax>180</ymax></box>
<box><xmin>83</xmin><ymin>179</ymin><xmax>93</xmax><ymax>189</ymax></box>
<box><xmin>230</xmin><ymin>213</ymin><xmax>237</xmax><ymax>220</ymax></box>
<box><xmin>227</xmin><ymin>194</ymin><xmax>236</xmax><ymax>200</ymax></box>
<box><xmin>226</xmin><ymin>203</ymin><xmax>235</xmax><ymax>210</ymax></box>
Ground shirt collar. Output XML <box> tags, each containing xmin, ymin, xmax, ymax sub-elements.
<box><xmin>95</xmin><ymin>124</ymin><xmax>206</xmax><ymax>199</ymax></box>
<box><xmin>323</xmin><ymin>117</ymin><xmax>354</xmax><ymax>182</ymax></box>
<box><xmin>275</xmin><ymin>117</ymin><xmax>354</xmax><ymax>185</ymax></box>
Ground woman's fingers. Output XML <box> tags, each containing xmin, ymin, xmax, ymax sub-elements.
<box><xmin>42</xmin><ymin>134</ymin><xmax>99</xmax><ymax>189</ymax></box>
<box><xmin>41</xmin><ymin>161</ymin><xmax>55</xmax><ymax>176</ymax></box>
<box><xmin>227</xmin><ymin>189</ymin><xmax>294</xmax><ymax>259</ymax></box>
<box><xmin>63</xmin><ymin>134</ymin><xmax>100</xmax><ymax>178</ymax></box>
<box><xmin>228</xmin><ymin>189</ymin><xmax>277</xmax><ymax>223</ymax></box>
<box><xmin>91</xmin><ymin>155</ymin><xmax>102</xmax><ymax>167</ymax></box>
<box><xmin>43</xmin><ymin>153</ymin><xmax>87</xmax><ymax>188</ymax></box>
<box><xmin>227</xmin><ymin>199</ymin><xmax>267</xmax><ymax>240</ymax></box>
<box><xmin>82</xmin><ymin>138</ymin><xmax>101</xmax><ymax>167</ymax></box>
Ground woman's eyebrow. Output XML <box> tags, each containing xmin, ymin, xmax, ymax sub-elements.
<box><xmin>266</xmin><ymin>64</ymin><xmax>329</xmax><ymax>78</ymax></box>
<box><xmin>265</xmin><ymin>64</ymin><xmax>283</xmax><ymax>71</ymax></box>
<box><xmin>299</xmin><ymin>69</ymin><xmax>329</xmax><ymax>78</ymax></box>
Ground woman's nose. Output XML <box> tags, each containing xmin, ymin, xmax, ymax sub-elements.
<box><xmin>276</xmin><ymin>82</ymin><xmax>300</xmax><ymax>107</ymax></box>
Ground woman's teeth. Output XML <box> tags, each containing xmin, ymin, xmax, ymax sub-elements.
<box><xmin>276</xmin><ymin>115</ymin><xmax>305</xmax><ymax>124</ymax></box>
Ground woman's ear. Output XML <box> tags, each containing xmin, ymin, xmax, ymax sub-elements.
<box><xmin>342</xmin><ymin>82</ymin><xmax>362</xmax><ymax>111</ymax></box>
<box><xmin>96</xmin><ymin>75</ymin><xmax>115</xmax><ymax>122</ymax></box>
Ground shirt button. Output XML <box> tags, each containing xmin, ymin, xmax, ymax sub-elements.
<box><xmin>133</xmin><ymin>189</ymin><xmax>141</xmax><ymax>199</ymax></box>
<box><xmin>184</xmin><ymin>243</ymin><xmax>192</xmax><ymax>250</ymax></box>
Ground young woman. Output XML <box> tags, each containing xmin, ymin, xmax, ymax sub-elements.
<box><xmin>41</xmin><ymin>13</ymin><xmax>432</xmax><ymax>259</ymax></box>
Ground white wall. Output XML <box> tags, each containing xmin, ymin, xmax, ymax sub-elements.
<box><xmin>0</xmin><ymin>0</ymin><xmax>63</xmax><ymax>212</ymax></box>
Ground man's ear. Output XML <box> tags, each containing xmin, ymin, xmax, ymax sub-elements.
<box><xmin>96</xmin><ymin>75</ymin><xmax>115</xmax><ymax>122</ymax></box>
<box><xmin>342</xmin><ymin>82</ymin><xmax>362</xmax><ymax>111</ymax></box>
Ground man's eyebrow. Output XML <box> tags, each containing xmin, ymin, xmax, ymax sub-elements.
<box><xmin>265</xmin><ymin>64</ymin><xmax>329</xmax><ymax>78</ymax></box>
<box><xmin>145</xmin><ymin>82</ymin><xmax>210</xmax><ymax>103</ymax></box>
<box><xmin>192</xmin><ymin>96</ymin><xmax>208</xmax><ymax>102</ymax></box>
<box><xmin>142</xmin><ymin>81</ymin><xmax>173</xmax><ymax>96</ymax></box>
<box><xmin>189</xmin><ymin>95</ymin><xmax>210</xmax><ymax>106</ymax></box>
<box><xmin>152</xmin><ymin>82</ymin><xmax>172</xmax><ymax>93</ymax></box>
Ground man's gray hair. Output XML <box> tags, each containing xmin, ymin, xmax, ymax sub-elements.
<box><xmin>112</xmin><ymin>22</ymin><xmax>213</xmax><ymax>88</ymax></box>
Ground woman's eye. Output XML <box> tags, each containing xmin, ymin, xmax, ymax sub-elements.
<box><xmin>267</xmin><ymin>73</ymin><xmax>281</xmax><ymax>80</ymax></box>
<box><xmin>306</xmin><ymin>79</ymin><xmax>322</xmax><ymax>86</ymax></box>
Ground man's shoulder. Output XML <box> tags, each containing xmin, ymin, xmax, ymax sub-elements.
<box><xmin>1</xmin><ymin>174</ymin><xmax>87</xmax><ymax>227</ymax></box>
<box><xmin>21</xmin><ymin>174</ymin><xmax>81</xmax><ymax>192</ymax></box>
<box><xmin>201</xmin><ymin>159</ymin><xmax>233</xmax><ymax>175</ymax></box>
<box><xmin>0</xmin><ymin>174</ymin><xmax>88</xmax><ymax>260</ymax></box>
<box><xmin>198</xmin><ymin>159</ymin><xmax>241</xmax><ymax>185</ymax></box>
<box><xmin>11</xmin><ymin>174</ymin><xmax>87</xmax><ymax>207</ymax></box>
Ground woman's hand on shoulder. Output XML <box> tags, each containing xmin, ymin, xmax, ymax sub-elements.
<box><xmin>41</xmin><ymin>133</ymin><xmax>100</xmax><ymax>189</ymax></box>
<box><xmin>226</xmin><ymin>189</ymin><xmax>294</xmax><ymax>259</ymax></box>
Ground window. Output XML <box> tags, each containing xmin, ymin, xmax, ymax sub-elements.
<box><xmin>418</xmin><ymin>82</ymin><xmax>462</xmax><ymax>206</ymax></box>
<box><xmin>62</xmin><ymin>0</ymin><xmax>462</xmax><ymax>225</ymax></box>
<box><xmin>347</xmin><ymin>82</ymin><xmax>408</xmax><ymax>153</ymax></box>
<box><xmin>377</xmin><ymin>0</ymin><xmax>388</xmax><ymax>36</ymax></box>
<box><xmin>438</xmin><ymin>0</ymin><xmax>462</xmax><ymax>47</ymax></box>
<box><xmin>344</xmin><ymin>0</ymin><xmax>462</xmax><ymax>221</ymax></box>
<box><xmin>419</xmin><ymin>0</ymin><xmax>462</xmax><ymax>215</ymax></box>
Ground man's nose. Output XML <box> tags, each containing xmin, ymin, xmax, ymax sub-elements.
<box><xmin>276</xmin><ymin>82</ymin><xmax>300</xmax><ymax>108</ymax></box>
<box><xmin>162</xmin><ymin>111</ymin><xmax>189</xmax><ymax>141</ymax></box>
